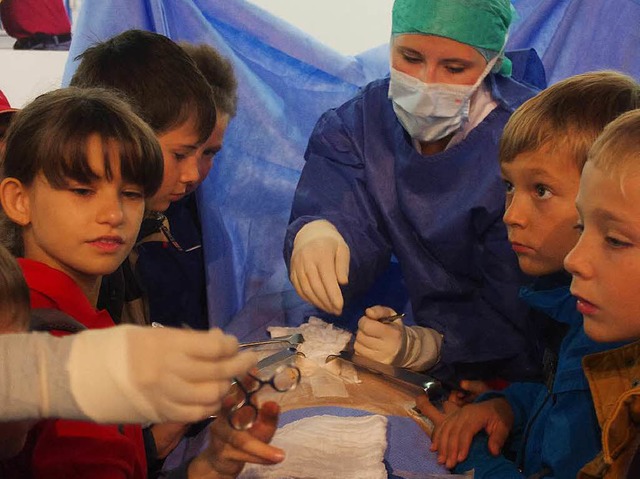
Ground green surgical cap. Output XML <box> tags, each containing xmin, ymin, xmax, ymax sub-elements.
<box><xmin>392</xmin><ymin>0</ymin><xmax>513</xmax><ymax>76</ymax></box>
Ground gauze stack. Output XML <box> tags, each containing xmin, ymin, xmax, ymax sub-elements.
<box><xmin>239</xmin><ymin>414</ymin><xmax>388</xmax><ymax>479</ymax></box>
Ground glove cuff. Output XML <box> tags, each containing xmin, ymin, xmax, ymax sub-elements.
<box><xmin>394</xmin><ymin>326</ymin><xmax>443</xmax><ymax>371</ymax></box>
<box><xmin>69</xmin><ymin>325</ymin><xmax>161</xmax><ymax>423</ymax></box>
<box><xmin>293</xmin><ymin>219</ymin><xmax>344</xmax><ymax>248</ymax></box>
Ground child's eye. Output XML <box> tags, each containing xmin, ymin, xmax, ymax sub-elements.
<box><xmin>201</xmin><ymin>149</ymin><xmax>218</xmax><ymax>161</ymax></box>
<box><xmin>503</xmin><ymin>180</ymin><xmax>514</xmax><ymax>194</ymax></box>
<box><xmin>70</xmin><ymin>188</ymin><xmax>93</xmax><ymax>197</ymax></box>
<box><xmin>174</xmin><ymin>152</ymin><xmax>187</xmax><ymax>161</ymax></box>
<box><xmin>534</xmin><ymin>184</ymin><xmax>552</xmax><ymax>199</ymax></box>
<box><xmin>573</xmin><ymin>223</ymin><xmax>584</xmax><ymax>235</ymax></box>
<box><xmin>122</xmin><ymin>189</ymin><xmax>144</xmax><ymax>200</ymax></box>
<box><xmin>605</xmin><ymin>236</ymin><xmax>632</xmax><ymax>248</ymax></box>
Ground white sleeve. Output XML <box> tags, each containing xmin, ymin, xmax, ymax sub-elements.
<box><xmin>0</xmin><ymin>332</ymin><xmax>89</xmax><ymax>421</ymax></box>
<box><xmin>0</xmin><ymin>326</ymin><xmax>257</xmax><ymax>424</ymax></box>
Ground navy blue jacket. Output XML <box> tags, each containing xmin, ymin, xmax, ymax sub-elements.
<box><xmin>136</xmin><ymin>194</ymin><xmax>209</xmax><ymax>330</ymax></box>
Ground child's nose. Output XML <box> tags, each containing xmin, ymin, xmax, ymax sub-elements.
<box><xmin>503</xmin><ymin>195</ymin><xmax>526</xmax><ymax>227</ymax></box>
<box><xmin>97</xmin><ymin>198</ymin><xmax>125</xmax><ymax>226</ymax></box>
<box><xmin>564</xmin><ymin>236</ymin><xmax>587</xmax><ymax>277</ymax></box>
<box><xmin>180</xmin><ymin>155</ymin><xmax>200</xmax><ymax>185</ymax></box>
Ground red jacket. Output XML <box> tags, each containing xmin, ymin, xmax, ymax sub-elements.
<box><xmin>0</xmin><ymin>0</ymin><xmax>70</xmax><ymax>39</ymax></box>
<box><xmin>6</xmin><ymin>259</ymin><xmax>147</xmax><ymax>479</ymax></box>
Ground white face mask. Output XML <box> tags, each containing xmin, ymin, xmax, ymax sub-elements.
<box><xmin>388</xmin><ymin>50</ymin><xmax>502</xmax><ymax>143</ymax></box>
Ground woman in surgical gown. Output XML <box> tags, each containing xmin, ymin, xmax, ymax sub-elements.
<box><xmin>284</xmin><ymin>0</ymin><xmax>545</xmax><ymax>382</ymax></box>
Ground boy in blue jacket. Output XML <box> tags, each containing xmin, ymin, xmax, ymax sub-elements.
<box><xmin>416</xmin><ymin>71</ymin><xmax>640</xmax><ymax>478</ymax></box>
<box><xmin>566</xmin><ymin>109</ymin><xmax>640</xmax><ymax>478</ymax></box>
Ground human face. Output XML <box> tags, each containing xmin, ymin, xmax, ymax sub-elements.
<box><xmin>19</xmin><ymin>135</ymin><xmax>145</xmax><ymax>296</ymax></box>
<box><xmin>185</xmin><ymin>111</ymin><xmax>230</xmax><ymax>195</ymax></box>
<box><xmin>564</xmin><ymin>162</ymin><xmax>640</xmax><ymax>342</ymax></box>
<box><xmin>391</xmin><ymin>34</ymin><xmax>487</xmax><ymax>85</ymax></box>
<box><xmin>502</xmin><ymin>143</ymin><xmax>582</xmax><ymax>276</ymax></box>
<box><xmin>147</xmin><ymin>120</ymin><xmax>201</xmax><ymax>211</ymax></box>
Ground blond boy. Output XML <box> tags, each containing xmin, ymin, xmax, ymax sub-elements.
<box><xmin>565</xmin><ymin>109</ymin><xmax>640</xmax><ymax>478</ymax></box>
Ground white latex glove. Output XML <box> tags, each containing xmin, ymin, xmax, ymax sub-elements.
<box><xmin>69</xmin><ymin>325</ymin><xmax>257</xmax><ymax>424</ymax></box>
<box><xmin>289</xmin><ymin>220</ymin><xmax>350</xmax><ymax>315</ymax></box>
<box><xmin>354</xmin><ymin>306</ymin><xmax>404</xmax><ymax>364</ymax></box>
<box><xmin>354</xmin><ymin>306</ymin><xmax>442</xmax><ymax>371</ymax></box>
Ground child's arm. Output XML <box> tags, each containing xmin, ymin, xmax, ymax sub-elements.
<box><xmin>417</xmin><ymin>382</ymin><xmax>547</xmax><ymax>470</ymax></box>
<box><xmin>164</xmin><ymin>401</ymin><xmax>284</xmax><ymax>479</ymax></box>
<box><xmin>416</xmin><ymin>393</ymin><xmax>514</xmax><ymax>469</ymax></box>
<box><xmin>416</xmin><ymin>395</ymin><xmax>527</xmax><ymax>478</ymax></box>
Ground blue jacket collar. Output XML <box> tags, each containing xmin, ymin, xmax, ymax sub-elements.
<box><xmin>519</xmin><ymin>272</ymin><xmax>579</xmax><ymax>327</ymax></box>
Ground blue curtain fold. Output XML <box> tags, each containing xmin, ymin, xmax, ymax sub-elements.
<box><xmin>63</xmin><ymin>0</ymin><xmax>640</xmax><ymax>341</ymax></box>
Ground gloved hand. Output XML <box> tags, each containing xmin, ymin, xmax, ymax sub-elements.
<box><xmin>289</xmin><ymin>219</ymin><xmax>350</xmax><ymax>315</ymax></box>
<box><xmin>354</xmin><ymin>306</ymin><xmax>404</xmax><ymax>364</ymax></box>
<box><xmin>354</xmin><ymin>305</ymin><xmax>443</xmax><ymax>371</ymax></box>
<box><xmin>68</xmin><ymin>325</ymin><xmax>257</xmax><ymax>424</ymax></box>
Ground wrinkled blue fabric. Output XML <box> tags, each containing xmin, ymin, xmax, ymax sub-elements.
<box><xmin>510</xmin><ymin>0</ymin><xmax>640</xmax><ymax>85</ymax></box>
<box><xmin>62</xmin><ymin>0</ymin><xmax>640</xmax><ymax>343</ymax></box>
<box><xmin>284</xmin><ymin>73</ymin><xmax>543</xmax><ymax>382</ymax></box>
<box><xmin>457</xmin><ymin>282</ymin><xmax>625</xmax><ymax>478</ymax></box>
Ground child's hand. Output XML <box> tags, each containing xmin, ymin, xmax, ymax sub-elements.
<box><xmin>447</xmin><ymin>380</ymin><xmax>492</xmax><ymax>406</ymax></box>
<box><xmin>415</xmin><ymin>394</ymin><xmax>514</xmax><ymax>469</ymax></box>
<box><xmin>188</xmin><ymin>400</ymin><xmax>284</xmax><ymax>479</ymax></box>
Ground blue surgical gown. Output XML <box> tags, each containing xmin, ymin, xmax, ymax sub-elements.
<box><xmin>284</xmin><ymin>73</ymin><xmax>544</xmax><ymax>381</ymax></box>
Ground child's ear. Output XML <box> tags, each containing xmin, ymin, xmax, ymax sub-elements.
<box><xmin>0</xmin><ymin>178</ymin><xmax>31</xmax><ymax>226</ymax></box>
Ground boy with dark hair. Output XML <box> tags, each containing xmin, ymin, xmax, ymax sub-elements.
<box><xmin>417</xmin><ymin>71</ymin><xmax>640</xmax><ymax>478</ymax></box>
<box><xmin>71</xmin><ymin>30</ymin><xmax>215</xmax><ymax>160</ymax></box>
<box><xmin>135</xmin><ymin>41</ymin><xmax>239</xmax><ymax>330</ymax></box>
<box><xmin>180</xmin><ymin>42</ymin><xmax>238</xmax><ymax>118</ymax></box>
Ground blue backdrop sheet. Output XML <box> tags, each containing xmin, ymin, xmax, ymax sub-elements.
<box><xmin>63</xmin><ymin>0</ymin><xmax>640</xmax><ymax>341</ymax></box>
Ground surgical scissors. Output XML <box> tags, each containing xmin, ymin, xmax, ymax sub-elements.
<box><xmin>228</xmin><ymin>364</ymin><xmax>301</xmax><ymax>430</ymax></box>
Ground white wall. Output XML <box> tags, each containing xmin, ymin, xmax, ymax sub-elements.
<box><xmin>248</xmin><ymin>0</ymin><xmax>393</xmax><ymax>55</ymax></box>
<box><xmin>0</xmin><ymin>51</ymin><xmax>68</xmax><ymax>108</ymax></box>
<box><xmin>0</xmin><ymin>0</ymin><xmax>394</xmax><ymax>108</ymax></box>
